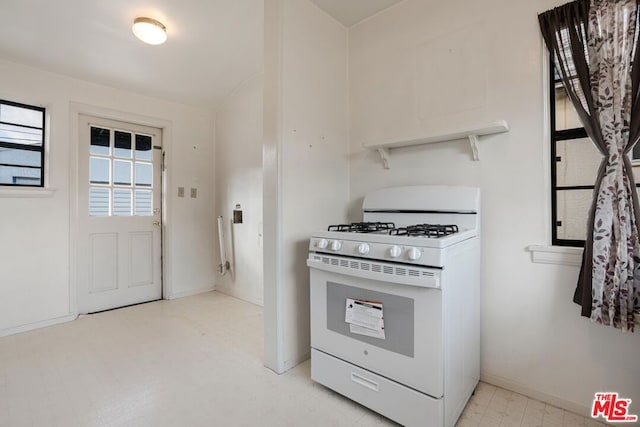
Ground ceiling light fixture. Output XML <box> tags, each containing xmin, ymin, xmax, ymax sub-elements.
<box><xmin>132</xmin><ymin>17</ymin><xmax>167</xmax><ymax>45</ymax></box>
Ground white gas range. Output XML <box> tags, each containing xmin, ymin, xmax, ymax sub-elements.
<box><xmin>307</xmin><ymin>185</ymin><xmax>480</xmax><ymax>427</ymax></box>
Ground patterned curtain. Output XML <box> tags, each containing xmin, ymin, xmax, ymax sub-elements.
<box><xmin>539</xmin><ymin>0</ymin><xmax>640</xmax><ymax>331</ymax></box>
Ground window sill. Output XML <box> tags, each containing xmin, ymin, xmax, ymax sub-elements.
<box><xmin>527</xmin><ymin>245</ymin><xmax>583</xmax><ymax>266</ymax></box>
<box><xmin>0</xmin><ymin>187</ymin><xmax>56</xmax><ymax>198</ymax></box>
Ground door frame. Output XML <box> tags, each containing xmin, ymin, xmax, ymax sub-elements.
<box><xmin>69</xmin><ymin>102</ymin><xmax>174</xmax><ymax>314</ymax></box>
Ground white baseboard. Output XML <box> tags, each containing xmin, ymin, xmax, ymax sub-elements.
<box><xmin>0</xmin><ymin>313</ymin><xmax>78</xmax><ymax>338</ymax></box>
<box><xmin>265</xmin><ymin>350</ymin><xmax>311</xmax><ymax>375</ymax></box>
<box><xmin>281</xmin><ymin>351</ymin><xmax>311</xmax><ymax>373</ymax></box>
<box><xmin>215</xmin><ymin>284</ymin><xmax>264</xmax><ymax>307</ymax></box>
<box><xmin>481</xmin><ymin>371</ymin><xmax>590</xmax><ymax>417</ymax></box>
<box><xmin>166</xmin><ymin>285</ymin><xmax>215</xmax><ymax>300</ymax></box>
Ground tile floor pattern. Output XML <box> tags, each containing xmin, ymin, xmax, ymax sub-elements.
<box><xmin>0</xmin><ymin>292</ymin><xmax>607</xmax><ymax>427</ymax></box>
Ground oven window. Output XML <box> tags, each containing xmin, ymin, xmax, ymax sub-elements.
<box><xmin>326</xmin><ymin>281</ymin><xmax>415</xmax><ymax>357</ymax></box>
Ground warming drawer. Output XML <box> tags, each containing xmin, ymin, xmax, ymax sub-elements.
<box><xmin>311</xmin><ymin>349</ymin><xmax>443</xmax><ymax>427</ymax></box>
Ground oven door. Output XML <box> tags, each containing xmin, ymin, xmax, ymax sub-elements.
<box><xmin>308</xmin><ymin>253</ymin><xmax>443</xmax><ymax>398</ymax></box>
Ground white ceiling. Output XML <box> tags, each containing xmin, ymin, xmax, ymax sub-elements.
<box><xmin>0</xmin><ymin>1</ymin><xmax>402</xmax><ymax>109</ymax></box>
<box><xmin>0</xmin><ymin>0</ymin><xmax>263</xmax><ymax>109</ymax></box>
<box><xmin>309</xmin><ymin>0</ymin><xmax>404</xmax><ymax>27</ymax></box>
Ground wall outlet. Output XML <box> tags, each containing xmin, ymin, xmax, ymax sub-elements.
<box><xmin>178</xmin><ymin>187</ymin><xmax>185</xmax><ymax>198</ymax></box>
<box><xmin>190</xmin><ymin>188</ymin><xmax>197</xmax><ymax>198</ymax></box>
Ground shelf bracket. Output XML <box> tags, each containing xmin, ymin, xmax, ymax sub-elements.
<box><xmin>377</xmin><ymin>148</ymin><xmax>390</xmax><ymax>169</ymax></box>
<box><xmin>468</xmin><ymin>134</ymin><xmax>480</xmax><ymax>161</ymax></box>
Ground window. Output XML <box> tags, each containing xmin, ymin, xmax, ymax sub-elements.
<box><xmin>88</xmin><ymin>126</ymin><xmax>154</xmax><ymax>217</ymax></box>
<box><xmin>550</xmin><ymin>59</ymin><xmax>640</xmax><ymax>246</ymax></box>
<box><xmin>0</xmin><ymin>99</ymin><xmax>46</xmax><ymax>187</ymax></box>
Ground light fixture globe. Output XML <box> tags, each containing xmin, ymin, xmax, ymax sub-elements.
<box><xmin>132</xmin><ymin>17</ymin><xmax>167</xmax><ymax>45</ymax></box>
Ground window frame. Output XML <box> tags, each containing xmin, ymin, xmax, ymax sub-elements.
<box><xmin>0</xmin><ymin>98</ymin><xmax>46</xmax><ymax>188</ymax></box>
<box><xmin>549</xmin><ymin>55</ymin><xmax>640</xmax><ymax>247</ymax></box>
<box><xmin>549</xmin><ymin>56</ymin><xmax>591</xmax><ymax>247</ymax></box>
<box><xmin>88</xmin><ymin>124</ymin><xmax>155</xmax><ymax>217</ymax></box>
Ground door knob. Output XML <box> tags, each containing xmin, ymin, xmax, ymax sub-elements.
<box><xmin>153</xmin><ymin>220</ymin><xmax>161</xmax><ymax>226</ymax></box>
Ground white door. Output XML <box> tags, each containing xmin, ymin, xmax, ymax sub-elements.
<box><xmin>77</xmin><ymin>115</ymin><xmax>163</xmax><ymax>313</ymax></box>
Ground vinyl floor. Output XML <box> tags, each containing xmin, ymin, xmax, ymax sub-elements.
<box><xmin>0</xmin><ymin>291</ymin><xmax>607</xmax><ymax>427</ymax></box>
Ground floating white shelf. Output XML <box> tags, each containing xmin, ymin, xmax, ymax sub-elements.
<box><xmin>363</xmin><ymin>120</ymin><xmax>509</xmax><ymax>169</ymax></box>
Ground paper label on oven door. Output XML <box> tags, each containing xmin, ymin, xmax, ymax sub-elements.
<box><xmin>349</xmin><ymin>324</ymin><xmax>386</xmax><ymax>339</ymax></box>
<box><xmin>345</xmin><ymin>298</ymin><xmax>385</xmax><ymax>340</ymax></box>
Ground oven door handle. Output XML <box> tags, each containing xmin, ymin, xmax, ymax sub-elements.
<box><xmin>350</xmin><ymin>372</ymin><xmax>379</xmax><ymax>392</ymax></box>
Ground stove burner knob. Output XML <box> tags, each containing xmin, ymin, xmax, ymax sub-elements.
<box><xmin>330</xmin><ymin>240</ymin><xmax>342</xmax><ymax>251</ymax></box>
<box><xmin>407</xmin><ymin>247</ymin><xmax>421</xmax><ymax>261</ymax></box>
<box><xmin>389</xmin><ymin>245</ymin><xmax>402</xmax><ymax>258</ymax></box>
<box><xmin>316</xmin><ymin>238</ymin><xmax>328</xmax><ymax>249</ymax></box>
<box><xmin>357</xmin><ymin>243</ymin><xmax>370</xmax><ymax>255</ymax></box>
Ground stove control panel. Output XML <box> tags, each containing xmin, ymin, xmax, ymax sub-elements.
<box><xmin>308</xmin><ymin>237</ymin><xmax>445</xmax><ymax>267</ymax></box>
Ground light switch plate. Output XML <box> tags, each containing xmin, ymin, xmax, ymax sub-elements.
<box><xmin>178</xmin><ymin>187</ymin><xmax>185</xmax><ymax>198</ymax></box>
<box><xmin>190</xmin><ymin>188</ymin><xmax>197</xmax><ymax>198</ymax></box>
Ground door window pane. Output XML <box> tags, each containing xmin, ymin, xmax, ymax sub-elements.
<box><xmin>89</xmin><ymin>187</ymin><xmax>110</xmax><ymax>216</ymax></box>
<box><xmin>113</xmin><ymin>189</ymin><xmax>132</xmax><ymax>216</ymax></box>
<box><xmin>88</xmin><ymin>121</ymin><xmax>157</xmax><ymax>217</ymax></box>
<box><xmin>114</xmin><ymin>131</ymin><xmax>132</xmax><ymax>158</ymax></box>
<box><xmin>135</xmin><ymin>190</ymin><xmax>153</xmax><ymax>216</ymax></box>
<box><xmin>135</xmin><ymin>162</ymin><xmax>152</xmax><ymax>187</ymax></box>
<box><xmin>113</xmin><ymin>160</ymin><xmax>132</xmax><ymax>186</ymax></box>
<box><xmin>90</xmin><ymin>157</ymin><xmax>110</xmax><ymax>184</ymax></box>
<box><xmin>90</xmin><ymin>127</ymin><xmax>110</xmax><ymax>156</ymax></box>
<box><xmin>135</xmin><ymin>134</ymin><xmax>153</xmax><ymax>160</ymax></box>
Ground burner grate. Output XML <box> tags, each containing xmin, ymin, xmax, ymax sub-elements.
<box><xmin>327</xmin><ymin>222</ymin><xmax>396</xmax><ymax>233</ymax></box>
<box><xmin>390</xmin><ymin>224</ymin><xmax>459</xmax><ymax>238</ymax></box>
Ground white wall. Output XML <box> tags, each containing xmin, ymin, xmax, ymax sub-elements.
<box><xmin>0</xmin><ymin>59</ymin><xmax>215</xmax><ymax>334</ymax></box>
<box><xmin>348</xmin><ymin>0</ymin><xmax>640</xmax><ymax>415</ymax></box>
<box><xmin>215</xmin><ymin>74</ymin><xmax>264</xmax><ymax>306</ymax></box>
<box><xmin>263</xmin><ymin>0</ymin><xmax>349</xmax><ymax>372</ymax></box>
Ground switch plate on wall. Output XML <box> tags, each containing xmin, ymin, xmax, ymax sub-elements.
<box><xmin>190</xmin><ymin>188</ymin><xmax>197</xmax><ymax>198</ymax></box>
<box><xmin>178</xmin><ymin>187</ymin><xmax>185</xmax><ymax>198</ymax></box>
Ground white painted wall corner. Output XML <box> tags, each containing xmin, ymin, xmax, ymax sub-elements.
<box><xmin>166</xmin><ymin>285</ymin><xmax>215</xmax><ymax>300</ymax></box>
